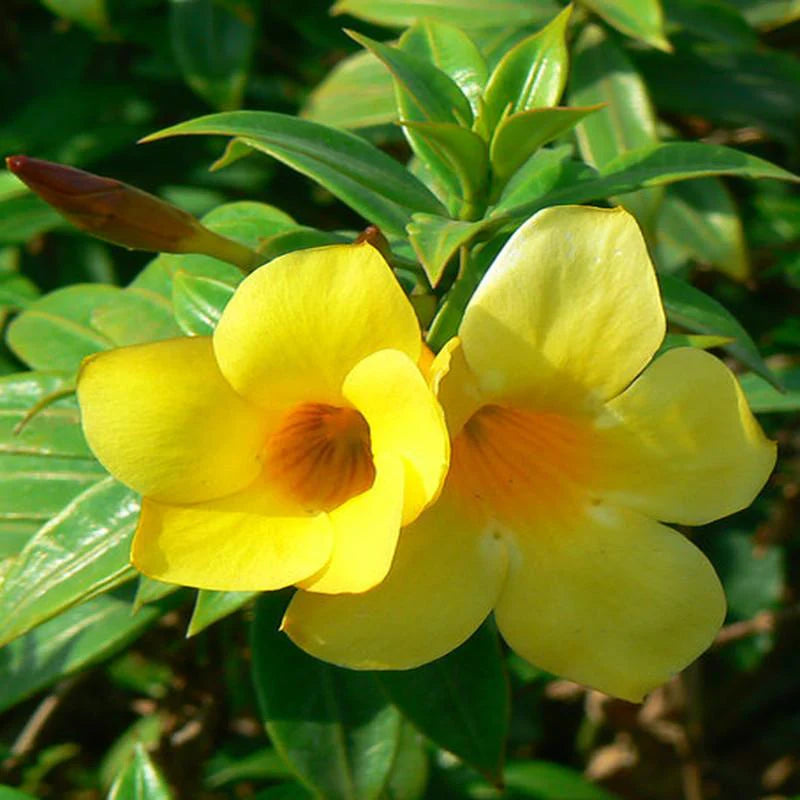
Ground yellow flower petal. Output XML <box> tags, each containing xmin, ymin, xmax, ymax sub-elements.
<box><xmin>78</xmin><ymin>337</ymin><xmax>267</xmax><ymax>504</ymax></box>
<box><xmin>494</xmin><ymin>503</ymin><xmax>726</xmax><ymax>702</ymax></box>
<box><xmin>596</xmin><ymin>347</ymin><xmax>776</xmax><ymax>524</ymax></box>
<box><xmin>132</xmin><ymin>479</ymin><xmax>334</xmax><ymax>591</ymax></box>
<box><xmin>459</xmin><ymin>206</ymin><xmax>665</xmax><ymax>410</ymax></box>
<box><xmin>213</xmin><ymin>243</ymin><xmax>422</xmax><ymax>408</ymax></box>
<box><xmin>342</xmin><ymin>349</ymin><xmax>449</xmax><ymax>524</ymax></box>
<box><xmin>430</xmin><ymin>337</ymin><xmax>485</xmax><ymax>438</ymax></box>
<box><xmin>298</xmin><ymin>454</ymin><xmax>405</xmax><ymax>595</ymax></box>
<box><xmin>283</xmin><ymin>488</ymin><xmax>508</xmax><ymax>668</ymax></box>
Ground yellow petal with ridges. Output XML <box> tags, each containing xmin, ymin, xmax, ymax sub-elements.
<box><xmin>429</xmin><ymin>337</ymin><xmax>485</xmax><ymax>438</ymax></box>
<box><xmin>298</xmin><ymin>454</ymin><xmax>404</xmax><ymax>594</ymax></box>
<box><xmin>459</xmin><ymin>206</ymin><xmax>665</xmax><ymax>411</ymax></box>
<box><xmin>342</xmin><ymin>349</ymin><xmax>449</xmax><ymax>524</ymax></box>
<box><xmin>596</xmin><ymin>347</ymin><xmax>776</xmax><ymax>524</ymax></box>
<box><xmin>132</xmin><ymin>479</ymin><xmax>334</xmax><ymax>591</ymax></box>
<box><xmin>78</xmin><ymin>337</ymin><xmax>268</xmax><ymax>505</ymax></box>
<box><xmin>283</xmin><ymin>487</ymin><xmax>508</xmax><ymax>668</ymax></box>
<box><xmin>494</xmin><ymin>503</ymin><xmax>726</xmax><ymax>702</ymax></box>
<box><xmin>213</xmin><ymin>243</ymin><xmax>422</xmax><ymax>408</ymax></box>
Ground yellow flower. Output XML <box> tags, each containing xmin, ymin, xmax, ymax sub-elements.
<box><xmin>282</xmin><ymin>206</ymin><xmax>776</xmax><ymax>702</ymax></box>
<box><xmin>77</xmin><ymin>243</ymin><xmax>449</xmax><ymax>593</ymax></box>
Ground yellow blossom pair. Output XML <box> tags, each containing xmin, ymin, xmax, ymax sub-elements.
<box><xmin>77</xmin><ymin>205</ymin><xmax>775</xmax><ymax>701</ymax></box>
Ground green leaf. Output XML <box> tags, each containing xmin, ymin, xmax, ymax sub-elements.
<box><xmin>205</xmin><ymin>747</ymin><xmax>293</xmax><ymax>789</ymax></box>
<box><xmin>91</xmin><ymin>288</ymin><xmax>184</xmax><ymax>347</ymax></box>
<box><xmin>740</xmin><ymin>367</ymin><xmax>800</xmax><ymax>413</ymax></box>
<box><xmin>0</xmin><ymin>371</ymin><xmax>106</xmax><ymax>557</ymax></box>
<box><xmin>481</xmin><ymin>6</ymin><xmax>572</xmax><ymax>134</ymax></box>
<box><xmin>493</xmin><ymin>141</ymin><xmax>799</xmax><ymax>220</ymax></box>
<box><xmin>503</xmin><ymin>759</ymin><xmax>621</xmax><ymax>799</ymax></box>
<box><xmin>6</xmin><ymin>285</ymin><xmax>118</xmax><ymax>372</ymax></box>
<box><xmin>400</xmin><ymin>121</ymin><xmax>488</xmax><ymax>212</ymax></box>
<box><xmin>187</xmin><ymin>589</ymin><xmax>256</xmax><ymax>636</ymax></box>
<box><xmin>569</xmin><ymin>23</ymin><xmax>662</xmax><ymax>228</ymax></box>
<box><xmin>172</xmin><ymin>272</ymin><xmax>236</xmax><ymax>336</ymax></box>
<box><xmin>655</xmin><ymin>178</ymin><xmax>749</xmax><ymax>281</ymax></box>
<box><xmin>489</xmin><ymin>106</ymin><xmax>602</xmax><ymax>192</ymax></box>
<box><xmin>657</xmin><ymin>333</ymin><xmax>733</xmax><ymax>355</ymax></box>
<box><xmin>381</xmin><ymin>720</ymin><xmax>428</xmax><ymax>800</ymax></box>
<box><xmin>133</xmin><ymin>575</ymin><xmax>179</xmax><ymax>611</ymax></box>
<box><xmin>169</xmin><ymin>0</ymin><xmax>258</xmax><ymax>111</ymax></box>
<box><xmin>0</xmin><ymin>788</ymin><xmax>38</xmax><ymax>800</ymax></box>
<box><xmin>39</xmin><ymin>0</ymin><xmax>108</xmax><ymax>31</ymax></box>
<box><xmin>494</xmin><ymin>144</ymin><xmax>579</xmax><ymax>209</ymax></box>
<box><xmin>0</xmin><ymin>589</ymin><xmax>176</xmax><ymax>715</ymax></box>
<box><xmin>108</xmin><ymin>743</ymin><xmax>174</xmax><ymax>800</ymax></box>
<box><xmin>663</xmin><ymin>0</ymin><xmax>757</xmax><ymax>47</ymax></box>
<box><xmin>408</xmin><ymin>214</ymin><xmax>493</xmax><ymax>286</ymax></box>
<box><xmin>330</xmin><ymin>0</ymin><xmax>558</xmax><ymax>30</ymax></box>
<box><xmin>400</xmin><ymin>20</ymin><xmax>488</xmax><ymax>118</ymax></box>
<box><xmin>0</xmin><ymin>248</ymin><xmax>39</xmax><ymax>319</ymax></box>
<box><xmin>258</xmin><ymin>228</ymin><xmax>353</xmax><ymax>262</ymax></box>
<box><xmin>350</xmin><ymin>32</ymin><xmax>472</xmax><ymax>126</ymax></box>
<box><xmin>251</xmin><ymin>593</ymin><xmax>402</xmax><ymax>800</ymax></box>
<box><xmin>570</xmin><ymin>24</ymin><xmax>659</xmax><ymax>169</ymax></box>
<box><xmin>580</xmin><ymin>0</ymin><xmax>670</xmax><ymax>50</ymax></box>
<box><xmin>726</xmin><ymin>0</ymin><xmax>800</xmax><ymax>29</ymax></box>
<box><xmin>659</xmin><ymin>274</ymin><xmax>777</xmax><ymax>387</ymax></box>
<box><xmin>143</xmin><ymin>112</ymin><xmax>446</xmax><ymax>236</ymax></box>
<box><xmin>0</xmin><ymin>477</ymin><xmax>139</xmax><ymax>646</ymax></box>
<box><xmin>303</xmin><ymin>51</ymin><xmax>397</xmax><ymax>130</ymax></box>
<box><xmin>0</xmin><ymin>193</ymin><xmax>64</xmax><ymax>245</ymax></box>
<box><xmin>377</xmin><ymin>622</ymin><xmax>508</xmax><ymax>781</ymax></box>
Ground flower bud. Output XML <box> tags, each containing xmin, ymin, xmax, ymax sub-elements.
<box><xmin>6</xmin><ymin>155</ymin><xmax>261</xmax><ymax>271</ymax></box>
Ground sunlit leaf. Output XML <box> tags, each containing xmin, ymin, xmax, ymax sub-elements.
<box><xmin>108</xmin><ymin>743</ymin><xmax>174</xmax><ymax>800</ymax></box>
<box><xmin>172</xmin><ymin>272</ymin><xmax>235</xmax><ymax>336</ymax></box>
<box><xmin>481</xmin><ymin>6</ymin><xmax>572</xmax><ymax>133</ymax></box>
<box><xmin>581</xmin><ymin>0</ymin><xmax>670</xmax><ymax>50</ymax></box>
<box><xmin>0</xmin><ymin>477</ymin><xmax>139</xmax><ymax>646</ymax></box>
<box><xmin>143</xmin><ymin>112</ymin><xmax>447</xmax><ymax>236</ymax></box>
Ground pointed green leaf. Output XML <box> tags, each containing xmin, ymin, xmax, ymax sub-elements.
<box><xmin>108</xmin><ymin>744</ymin><xmax>174</xmax><ymax>800</ymax></box>
<box><xmin>581</xmin><ymin>0</ymin><xmax>671</xmax><ymax>50</ymax></box>
<box><xmin>740</xmin><ymin>367</ymin><xmax>800</xmax><ymax>413</ymax></box>
<box><xmin>490</xmin><ymin>105</ymin><xmax>602</xmax><ymax>191</ymax></box>
<box><xmin>40</xmin><ymin>0</ymin><xmax>109</xmax><ymax>31</ymax></box>
<box><xmin>6</xmin><ymin>285</ymin><xmax>118</xmax><ymax>372</ymax></box>
<box><xmin>655</xmin><ymin>178</ymin><xmax>749</xmax><ymax>280</ymax></box>
<box><xmin>400</xmin><ymin>121</ymin><xmax>488</xmax><ymax>211</ymax></box>
<box><xmin>0</xmin><ymin>788</ymin><xmax>38</xmax><ymax>800</ymax></box>
<box><xmin>187</xmin><ymin>589</ymin><xmax>256</xmax><ymax>636</ymax></box>
<box><xmin>331</xmin><ymin>0</ymin><xmax>558</xmax><ymax>30</ymax></box>
<box><xmin>400</xmin><ymin>20</ymin><xmax>488</xmax><ymax>118</ymax></box>
<box><xmin>0</xmin><ymin>589</ymin><xmax>177</xmax><ymax>715</ymax></box>
<box><xmin>0</xmin><ymin>477</ymin><xmax>139</xmax><ymax>646</ymax></box>
<box><xmin>381</xmin><ymin>720</ymin><xmax>428</xmax><ymax>800</ymax></box>
<box><xmin>0</xmin><ymin>371</ymin><xmax>106</xmax><ymax>555</ymax></box>
<box><xmin>377</xmin><ymin>621</ymin><xmax>508</xmax><ymax>782</ymax></box>
<box><xmin>258</xmin><ymin>228</ymin><xmax>352</xmax><ymax>262</ymax></box>
<box><xmin>143</xmin><ymin>112</ymin><xmax>447</xmax><ymax>236</ymax></box>
<box><xmin>408</xmin><ymin>214</ymin><xmax>493</xmax><ymax>286</ymax></box>
<box><xmin>659</xmin><ymin>274</ymin><xmax>778</xmax><ymax>387</ymax></box>
<box><xmin>169</xmin><ymin>0</ymin><xmax>258</xmax><ymax>111</ymax></box>
<box><xmin>172</xmin><ymin>272</ymin><xmax>236</xmax><ymax>336</ymax></box>
<box><xmin>481</xmin><ymin>6</ymin><xmax>572</xmax><ymax>133</ymax></box>
<box><xmin>492</xmin><ymin>141</ymin><xmax>799</xmax><ymax>220</ymax></box>
<box><xmin>251</xmin><ymin>593</ymin><xmax>402</xmax><ymax>800</ymax></box>
<box><xmin>495</xmin><ymin>144</ymin><xmax>581</xmax><ymax>209</ymax></box>
<box><xmin>0</xmin><ymin>248</ymin><xmax>38</xmax><ymax>318</ymax></box>
<box><xmin>133</xmin><ymin>575</ymin><xmax>179</xmax><ymax>611</ymax></box>
<box><xmin>303</xmin><ymin>51</ymin><xmax>397</xmax><ymax>129</ymax></box>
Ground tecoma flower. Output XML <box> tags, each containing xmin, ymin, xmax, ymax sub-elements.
<box><xmin>283</xmin><ymin>206</ymin><xmax>776</xmax><ymax>702</ymax></box>
<box><xmin>77</xmin><ymin>243</ymin><xmax>449</xmax><ymax>594</ymax></box>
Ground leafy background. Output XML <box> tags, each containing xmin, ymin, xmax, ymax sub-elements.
<box><xmin>1</xmin><ymin>1</ymin><xmax>800</xmax><ymax>799</ymax></box>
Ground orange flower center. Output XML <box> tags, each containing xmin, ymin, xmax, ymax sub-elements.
<box><xmin>263</xmin><ymin>402</ymin><xmax>375</xmax><ymax>512</ymax></box>
<box><xmin>449</xmin><ymin>404</ymin><xmax>596</xmax><ymax>524</ymax></box>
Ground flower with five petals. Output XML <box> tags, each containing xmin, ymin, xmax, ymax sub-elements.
<box><xmin>77</xmin><ymin>243</ymin><xmax>449</xmax><ymax>594</ymax></box>
<box><xmin>283</xmin><ymin>206</ymin><xmax>776</xmax><ymax>701</ymax></box>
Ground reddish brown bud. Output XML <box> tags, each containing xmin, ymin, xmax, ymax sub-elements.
<box><xmin>6</xmin><ymin>155</ymin><xmax>261</xmax><ymax>271</ymax></box>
